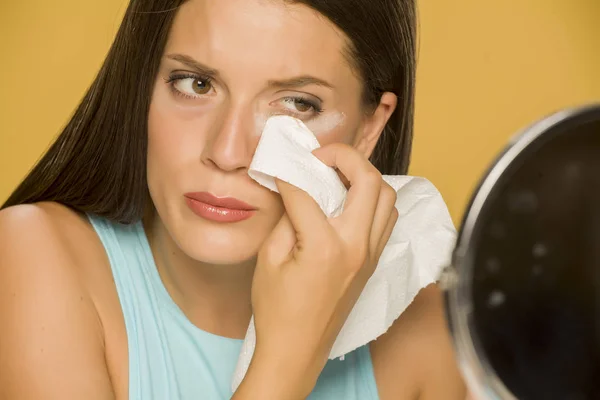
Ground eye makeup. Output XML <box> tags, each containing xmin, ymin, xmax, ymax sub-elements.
<box><xmin>163</xmin><ymin>68</ymin><xmax>345</xmax><ymax>136</ymax></box>
<box><xmin>254</xmin><ymin>110</ymin><xmax>345</xmax><ymax>137</ymax></box>
<box><xmin>304</xmin><ymin>111</ymin><xmax>345</xmax><ymax>135</ymax></box>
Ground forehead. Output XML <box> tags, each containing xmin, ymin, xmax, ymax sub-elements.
<box><xmin>166</xmin><ymin>0</ymin><xmax>354</xmax><ymax>84</ymax></box>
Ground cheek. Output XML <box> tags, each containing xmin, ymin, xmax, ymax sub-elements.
<box><xmin>314</xmin><ymin>119</ymin><xmax>360</xmax><ymax>147</ymax></box>
<box><xmin>310</xmin><ymin>102</ymin><xmax>363</xmax><ymax>147</ymax></box>
<box><xmin>147</xmin><ymin>88</ymin><xmax>210</xmax><ymax>183</ymax></box>
<box><xmin>147</xmin><ymin>106</ymin><xmax>181</xmax><ymax>189</ymax></box>
<box><xmin>146</xmin><ymin>106</ymin><xmax>176</xmax><ymax>207</ymax></box>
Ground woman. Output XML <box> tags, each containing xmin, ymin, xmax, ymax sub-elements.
<box><xmin>0</xmin><ymin>0</ymin><xmax>466</xmax><ymax>399</ymax></box>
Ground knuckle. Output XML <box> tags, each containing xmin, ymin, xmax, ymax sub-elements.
<box><xmin>346</xmin><ymin>261</ymin><xmax>364</xmax><ymax>276</ymax></box>
<box><xmin>362</xmin><ymin>255</ymin><xmax>377</xmax><ymax>274</ymax></box>
<box><xmin>391</xmin><ymin>206</ymin><xmax>399</xmax><ymax>222</ymax></box>
<box><xmin>382</xmin><ymin>182</ymin><xmax>397</xmax><ymax>204</ymax></box>
<box><xmin>319</xmin><ymin>239</ymin><xmax>344</xmax><ymax>264</ymax></box>
<box><xmin>320</xmin><ymin>238</ymin><xmax>366</xmax><ymax>275</ymax></box>
<box><xmin>364</xmin><ymin>170</ymin><xmax>382</xmax><ymax>186</ymax></box>
<box><xmin>348</xmin><ymin>241</ymin><xmax>369</xmax><ymax>271</ymax></box>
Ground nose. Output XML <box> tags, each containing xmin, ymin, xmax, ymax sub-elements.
<box><xmin>201</xmin><ymin>104</ymin><xmax>258</xmax><ymax>172</ymax></box>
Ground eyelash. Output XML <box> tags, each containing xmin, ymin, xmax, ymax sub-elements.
<box><xmin>165</xmin><ymin>73</ymin><xmax>213</xmax><ymax>100</ymax></box>
<box><xmin>164</xmin><ymin>73</ymin><xmax>324</xmax><ymax>116</ymax></box>
<box><xmin>285</xmin><ymin>96</ymin><xmax>324</xmax><ymax>115</ymax></box>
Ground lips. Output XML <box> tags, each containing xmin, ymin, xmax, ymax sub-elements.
<box><xmin>184</xmin><ymin>192</ymin><xmax>256</xmax><ymax>210</ymax></box>
<box><xmin>183</xmin><ymin>192</ymin><xmax>256</xmax><ymax>223</ymax></box>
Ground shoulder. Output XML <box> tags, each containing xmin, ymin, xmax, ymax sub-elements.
<box><xmin>0</xmin><ymin>201</ymin><xmax>106</xmax><ymax>329</ymax></box>
<box><xmin>0</xmin><ymin>201</ymin><xmax>94</xmax><ymax>248</ymax></box>
<box><xmin>0</xmin><ymin>202</ymin><xmax>90</xmax><ymax>283</ymax></box>
<box><xmin>0</xmin><ymin>201</ymin><xmax>109</xmax><ymax>277</ymax></box>
<box><xmin>0</xmin><ymin>202</ymin><xmax>115</xmax><ymax>398</ymax></box>
<box><xmin>0</xmin><ymin>202</ymin><xmax>87</xmax><ymax>251</ymax></box>
<box><xmin>0</xmin><ymin>201</ymin><xmax>111</xmax><ymax>332</ymax></box>
<box><xmin>370</xmin><ymin>284</ymin><xmax>467</xmax><ymax>400</ymax></box>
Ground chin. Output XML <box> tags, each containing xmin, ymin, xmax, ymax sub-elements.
<box><xmin>177</xmin><ymin>220</ymin><xmax>266</xmax><ymax>265</ymax></box>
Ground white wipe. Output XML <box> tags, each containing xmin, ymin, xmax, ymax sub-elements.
<box><xmin>232</xmin><ymin>115</ymin><xmax>456</xmax><ymax>392</ymax></box>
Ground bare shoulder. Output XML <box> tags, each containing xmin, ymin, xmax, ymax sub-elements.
<box><xmin>0</xmin><ymin>202</ymin><xmax>112</xmax><ymax>292</ymax></box>
<box><xmin>0</xmin><ymin>202</ymin><xmax>115</xmax><ymax>399</ymax></box>
<box><xmin>0</xmin><ymin>201</ymin><xmax>98</xmax><ymax>253</ymax></box>
<box><xmin>0</xmin><ymin>203</ymin><xmax>111</xmax><ymax>297</ymax></box>
<box><xmin>370</xmin><ymin>284</ymin><xmax>467</xmax><ymax>400</ymax></box>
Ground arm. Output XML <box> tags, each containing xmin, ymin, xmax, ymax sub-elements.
<box><xmin>0</xmin><ymin>205</ymin><xmax>115</xmax><ymax>400</ymax></box>
<box><xmin>416</xmin><ymin>286</ymin><xmax>466</xmax><ymax>399</ymax></box>
<box><xmin>371</xmin><ymin>284</ymin><xmax>467</xmax><ymax>400</ymax></box>
<box><xmin>231</xmin><ymin>350</ymin><xmax>315</xmax><ymax>400</ymax></box>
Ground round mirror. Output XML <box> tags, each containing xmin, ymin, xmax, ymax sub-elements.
<box><xmin>443</xmin><ymin>104</ymin><xmax>600</xmax><ymax>400</ymax></box>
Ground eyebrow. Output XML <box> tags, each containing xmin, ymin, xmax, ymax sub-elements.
<box><xmin>267</xmin><ymin>75</ymin><xmax>334</xmax><ymax>90</ymax></box>
<box><xmin>166</xmin><ymin>53</ymin><xmax>334</xmax><ymax>90</ymax></box>
<box><xmin>166</xmin><ymin>54</ymin><xmax>220</xmax><ymax>77</ymax></box>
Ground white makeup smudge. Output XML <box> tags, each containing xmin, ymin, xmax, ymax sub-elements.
<box><xmin>305</xmin><ymin>112</ymin><xmax>346</xmax><ymax>135</ymax></box>
<box><xmin>254</xmin><ymin>111</ymin><xmax>346</xmax><ymax>137</ymax></box>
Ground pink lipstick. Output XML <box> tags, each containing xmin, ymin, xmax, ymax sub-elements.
<box><xmin>184</xmin><ymin>192</ymin><xmax>256</xmax><ymax>223</ymax></box>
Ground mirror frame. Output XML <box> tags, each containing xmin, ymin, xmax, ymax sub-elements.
<box><xmin>441</xmin><ymin>103</ymin><xmax>600</xmax><ymax>400</ymax></box>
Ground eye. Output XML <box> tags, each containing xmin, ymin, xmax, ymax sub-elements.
<box><xmin>281</xmin><ymin>97</ymin><xmax>323</xmax><ymax>115</ymax></box>
<box><xmin>176</xmin><ymin>77</ymin><xmax>212</xmax><ymax>95</ymax></box>
<box><xmin>167</xmin><ymin>74</ymin><xmax>214</xmax><ymax>98</ymax></box>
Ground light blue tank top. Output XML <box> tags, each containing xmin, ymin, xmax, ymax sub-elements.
<box><xmin>87</xmin><ymin>214</ymin><xmax>380</xmax><ymax>400</ymax></box>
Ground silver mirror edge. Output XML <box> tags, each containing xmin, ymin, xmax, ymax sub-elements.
<box><xmin>443</xmin><ymin>103</ymin><xmax>600</xmax><ymax>400</ymax></box>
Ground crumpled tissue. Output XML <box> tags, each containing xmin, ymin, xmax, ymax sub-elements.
<box><xmin>231</xmin><ymin>115</ymin><xmax>456</xmax><ymax>392</ymax></box>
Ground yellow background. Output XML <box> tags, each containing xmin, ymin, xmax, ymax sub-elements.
<box><xmin>1</xmin><ymin>0</ymin><xmax>599</xmax><ymax>225</ymax></box>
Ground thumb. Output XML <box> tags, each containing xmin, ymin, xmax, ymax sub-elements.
<box><xmin>258</xmin><ymin>213</ymin><xmax>296</xmax><ymax>266</ymax></box>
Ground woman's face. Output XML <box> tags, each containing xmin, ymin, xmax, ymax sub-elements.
<box><xmin>147</xmin><ymin>0</ymin><xmax>395</xmax><ymax>265</ymax></box>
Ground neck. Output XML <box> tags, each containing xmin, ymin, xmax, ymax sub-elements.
<box><xmin>143</xmin><ymin>212</ymin><xmax>254</xmax><ymax>340</ymax></box>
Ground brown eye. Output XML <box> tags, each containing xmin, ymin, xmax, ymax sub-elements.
<box><xmin>280</xmin><ymin>97</ymin><xmax>320</xmax><ymax>114</ymax></box>
<box><xmin>293</xmin><ymin>99</ymin><xmax>313</xmax><ymax>112</ymax></box>
<box><xmin>170</xmin><ymin>75</ymin><xmax>214</xmax><ymax>98</ymax></box>
<box><xmin>192</xmin><ymin>78</ymin><xmax>211</xmax><ymax>95</ymax></box>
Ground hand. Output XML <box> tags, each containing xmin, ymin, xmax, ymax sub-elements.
<box><xmin>235</xmin><ymin>143</ymin><xmax>399</xmax><ymax>399</ymax></box>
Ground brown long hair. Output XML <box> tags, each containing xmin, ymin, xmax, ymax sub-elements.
<box><xmin>2</xmin><ymin>0</ymin><xmax>416</xmax><ymax>224</ymax></box>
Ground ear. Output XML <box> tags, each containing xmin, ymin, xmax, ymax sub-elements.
<box><xmin>353</xmin><ymin>92</ymin><xmax>397</xmax><ymax>158</ymax></box>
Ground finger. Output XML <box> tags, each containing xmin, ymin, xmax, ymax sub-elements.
<box><xmin>369</xmin><ymin>181</ymin><xmax>398</xmax><ymax>254</ymax></box>
<box><xmin>274</xmin><ymin>178</ymin><xmax>330</xmax><ymax>246</ymax></box>
<box><xmin>312</xmin><ymin>143</ymin><xmax>381</xmax><ymax>231</ymax></box>
<box><xmin>333</xmin><ymin>168</ymin><xmax>351</xmax><ymax>189</ymax></box>
<box><xmin>258</xmin><ymin>213</ymin><xmax>296</xmax><ymax>267</ymax></box>
<box><xmin>375</xmin><ymin>207</ymin><xmax>398</xmax><ymax>260</ymax></box>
